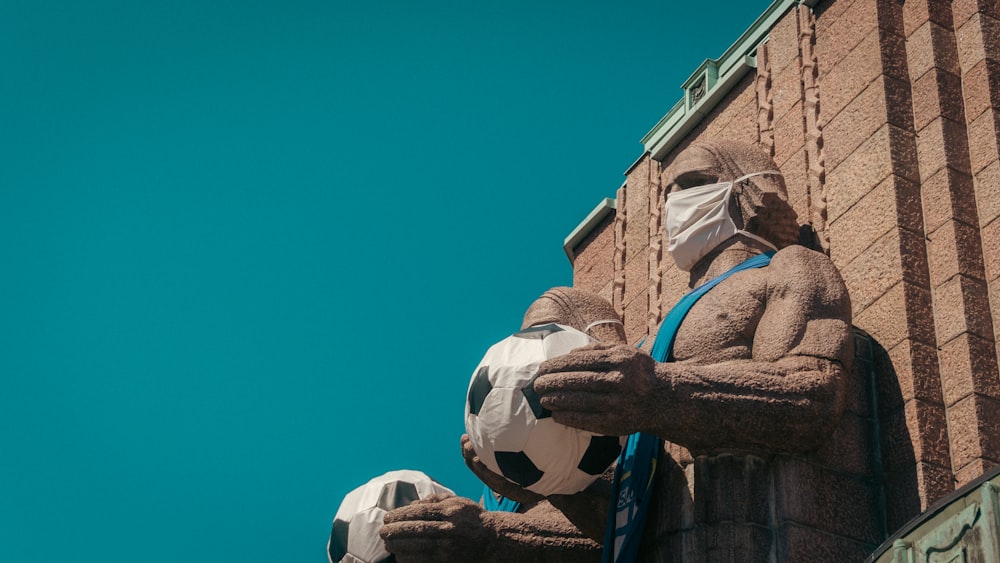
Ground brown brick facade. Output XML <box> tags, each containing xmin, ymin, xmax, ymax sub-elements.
<box><xmin>566</xmin><ymin>0</ymin><xmax>1000</xmax><ymax>554</ymax></box>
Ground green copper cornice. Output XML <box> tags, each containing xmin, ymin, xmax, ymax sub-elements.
<box><xmin>563</xmin><ymin>197</ymin><xmax>617</xmax><ymax>263</ymax></box>
<box><xmin>640</xmin><ymin>0</ymin><xmax>815</xmax><ymax>162</ymax></box>
<box><xmin>564</xmin><ymin>0</ymin><xmax>820</xmax><ymax>265</ymax></box>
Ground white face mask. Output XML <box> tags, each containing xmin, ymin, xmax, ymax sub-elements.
<box><xmin>664</xmin><ymin>171</ymin><xmax>782</xmax><ymax>271</ymax></box>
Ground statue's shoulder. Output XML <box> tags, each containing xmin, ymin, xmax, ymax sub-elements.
<box><xmin>767</xmin><ymin>245</ymin><xmax>850</xmax><ymax>302</ymax></box>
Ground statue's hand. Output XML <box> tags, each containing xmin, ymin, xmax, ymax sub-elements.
<box><xmin>462</xmin><ymin>434</ymin><xmax>544</xmax><ymax>505</ymax></box>
<box><xmin>535</xmin><ymin>343</ymin><xmax>656</xmax><ymax>436</ymax></box>
<box><xmin>380</xmin><ymin>495</ymin><xmax>495</xmax><ymax>562</ymax></box>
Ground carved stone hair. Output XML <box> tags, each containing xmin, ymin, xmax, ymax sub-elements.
<box><xmin>521</xmin><ymin>287</ymin><xmax>619</xmax><ymax>332</ymax></box>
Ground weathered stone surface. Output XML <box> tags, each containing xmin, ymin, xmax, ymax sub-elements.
<box><xmin>622</xmin><ymin>288</ymin><xmax>648</xmax><ymax>345</ymax></box>
<box><xmin>915</xmin><ymin>117</ymin><xmax>974</xmax><ymax>181</ymax></box>
<box><xmin>957</xmin><ymin>12</ymin><xmax>1000</xmax><ymax>71</ymax></box>
<box><xmin>572</xmin><ymin>215</ymin><xmax>616</xmax><ymax>295</ymax></box>
<box><xmin>927</xmin><ymin>219</ymin><xmax>986</xmax><ymax>289</ymax></box>
<box><xmin>769</xmin><ymin>6</ymin><xmax>802</xmax><ymax>74</ymax></box>
<box><xmin>902</xmin><ymin>0</ymin><xmax>955</xmax><ymax>35</ymax></box>
<box><xmin>775</xmin><ymin>457</ymin><xmax>881</xmax><ymax>543</ymax></box>
<box><xmin>624</xmin><ymin>253</ymin><xmax>649</xmax><ymax>311</ymax></box>
<box><xmin>906</xmin><ymin>20</ymin><xmax>961</xmax><ymax>80</ymax></box>
<box><xmin>981</xmin><ymin>217</ymin><xmax>1000</xmax><ymax>281</ymax></box>
<box><xmin>812</xmin><ymin>411</ymin><xmax>878</xmax><ymax>476</ymax></box>
<box><xmin>777</xmin><ymin>148</ymin><xmax>809</xmax><ymax>217</ymax></box>
<box><xmin>953</xmin><ymin>456</ymin><xmax>1000</xmax><ymax>485</ymax></box>
<box><xmin>883</xmin><ymin>461</ymin><xmax>954</xmax><ymax>531</ymax></box>
<box><xmin>967</xmin><ymin>108</ymin><xmax>1000</xmax><ymax>174</ymax></box>
<box><xmin>777</xmin><ymin>522</ymin><xmax>874</xmax><ymax>561</ymax></box>
<box><xmin>772</xmin><ymin>100</ymin><xmax>805</xmax><ymax>169</ymax></box>
<box><xmin>827</xmin><ymin>125</ymin><xmax>919</xmax><ymax>224</ymax></box>
<box><xmin>974</xmin><ymin>174</ymin><xmax>1000</xmax><ymax>260</ymax></box>
<box><xmin>922</xmin><ymin>166</ymin><xmax>979</xmax><ymax>234</ymax></box>
<box><xmin>819</xmin><ymin>27</ymin><xmax>884</xmax><ymax>125</ymax></box>
<box><xmin>946</xmin><ymin>393</ymin><xmax>1000</xmax><ymax>470</ymax></box>
<box><xmin>960</xmin><ymin>59</ymin><xmax>1000</xmax><ymax>122</ymax></box>
<box><xmin>881</xmin><ymin>337</ymin><xmax>944</xmax><ymax>410</ymax></box>
<box><xmin>830</xmin><ymin>174</ymin><xmax>922</xmax><ymax>270</ymax></box>
<box><xmin>933</xmin><ymin>274</ymin><xmax>994</xmax><ymax>344</ymax></box>
<box><xmin>816</xmin><ymin>0</ymin><xmax>878</xmax><ymax>77</ymax></box>
<box><xmin>938</xmin><ymin>332</ymin><xmax>1000</xmax><ymax>406</ymax></box>
<box><xmin>911</xmin><ymin>68</ymin><xmax>965</xmax><ymax>133</ymax></box>
<box><xmin>881</xmin><ymin>399</ymin><xmax>952</xmax><ymax>472</ymax></box>
<box><xmin>840</xmin><ymin>228</ymin><xmax>921</xmax><ymax>313</ymax></box>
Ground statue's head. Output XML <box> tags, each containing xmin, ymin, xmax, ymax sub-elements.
<box><xmin>663</xmin><ymin>141</ymin><xmax>799</xmax><ymax>270</ymax></box>
<box><xmin>521</xmin><ymin>287</ymin><xmax>625</xmax><ymax>345</ymax></box>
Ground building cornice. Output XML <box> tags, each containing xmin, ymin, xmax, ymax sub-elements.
<box><xmin>563</xmin><ymin>197</ymin><xmax>617</xmax><ymax>263</ymax></box>
<box><xmin>640</xmin><ymin>0</ymin><xmax>811</xmax><ymax>162</ymax></box>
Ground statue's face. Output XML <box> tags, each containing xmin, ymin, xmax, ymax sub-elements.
<box><xmin>664</xmin><ymin>147</ymin><xmax>731</xmax><ymax>194</ymax></box>
<box><xmin>665</xmin><ymin>146</ymin><xmax>747</xmax><ymax>232</ymax></box>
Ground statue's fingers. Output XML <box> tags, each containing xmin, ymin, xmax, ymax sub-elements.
<box><xmin>534</xmin><ymin>371</ymin><xmax>621</xmax><ymax>396</ymax></box>
<box><xmin>461</xmin><ymin>434</ymin><xmax>479</xmax><ymax>464</ymax></box>
<box><xmin>539</xmin><ymin>389</ymin><xmax>612</xmax><ymax>415</ymax></box>
<box><xmin>382</xmin><ymin>501</ymin><xmax>453</xmax><ymax>525</ymax></box>
<box><xmin>537</xmin><ymin>344</ymin><xmax>625</xmax><ymax>375</ymax></box>
<box><xmin>551</xmin><ymin>411</ymin><xmax>615</xmax><ymax>435</ymax></box>
<box><xmin>382</xmin><ymin>531</ymin><xmax>454</xmax><ymax>562</ymax></box>
<box><xmin>381</xmin><ymin>520</ymin><xmax>453</xmax><ymax>543</ymax></box>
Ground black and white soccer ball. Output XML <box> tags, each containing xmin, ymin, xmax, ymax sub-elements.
<box><xmin>327</xmin><ymin>469</ymin><xmax>454</xmax><ymax>563</ymax></box>
<box><xmin>464</xmin><ymin>323</ymin><xmax>625</xmax><ymax>496</ymax></box>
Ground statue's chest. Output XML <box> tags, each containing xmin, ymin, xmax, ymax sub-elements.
<box><xmin>669</xmin><ymin>280</ymin><xmax>768</xmax><ymax>363</ymax></box>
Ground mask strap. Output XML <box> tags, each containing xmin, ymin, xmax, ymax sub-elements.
<box><xmin>737</xmin><ymin>230</ymin><xmax>779</xmax><ymax>252</ymax></box>
<box><xmin>732</xmin><ymin>170</ymin><xmax>782</xmax><ymax>252</ymax></box>
<box><xmin>733</xmin><ymin>170</ymin><xmax>782</xmax><ymax>184</ymax></box>
<box><xmin>584</xmin><ymin>319</ymin><xmax>624</xmax><ymax>334</ymax></box>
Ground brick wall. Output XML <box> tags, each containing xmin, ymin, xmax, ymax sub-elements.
<box><xmin>569</xmin><ymin>0</ymin><xmax>1000</xmax><ymax>549</ymax></box>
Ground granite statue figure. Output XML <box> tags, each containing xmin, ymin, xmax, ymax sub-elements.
<box><xmin>534</xmin><ymin>140</ymin><xmax>854</xmax><ymax>561</ymax></box>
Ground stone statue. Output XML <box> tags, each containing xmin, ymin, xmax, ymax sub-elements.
<box><xmin>380</xmin><ymin>287</ymin><xmax>625</xmax><ymax>563</ymax></box>
<box><xmin>383</xmin><ymin>140</ymin><xmax>853</xmax><ymax>562</ymax></box>
<box><xmin>533</xmin><ymin>140</ymin><xmax>854</xmax><ymax>561</ymax></box>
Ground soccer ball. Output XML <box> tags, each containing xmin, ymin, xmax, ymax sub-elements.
<box><xmin>327</xmin><ymin>469</ymin><xmax>454</xmax><ymax>563</ymax></box>
<box><xmin>464</xmin><ymin>323</ymin><xmax>625</xmax><ymax>496</ymax></box>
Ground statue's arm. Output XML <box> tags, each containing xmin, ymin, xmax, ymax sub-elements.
<box><xmin>486</xmin><ymin>502</ymin><xmax>603</xmax><ymax>562</ymax></box>
<box><xmin>380</xmin><ymin>495</ymin><xmax>601</xmax><ymax>563</ymax></box>
<box><xmin>648</xmin><ymin>247</ymin><xmax>852</xmax><ymax>451</ymax></box>
<box><xmin>535</xmin><ymin>246</ymin><xmax>852</xmax><ymax>453</ymax></box>
<box><xmin>647</xmin><ymin>246</ymin><xmax>852</xmax><ymax>451</ymax></box>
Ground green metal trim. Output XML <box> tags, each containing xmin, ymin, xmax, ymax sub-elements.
<box><xmin>640</xmin><ymin>0</ymin><xmax>805</xmax><ymax>162</ymax></box>
<box><xmin>563</xmin><ymin>197</ymin><xmax>617</xmax><ymax>263</ymax></box>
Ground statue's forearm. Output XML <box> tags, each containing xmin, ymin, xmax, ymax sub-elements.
<box><xmin>648</xmin><ymin>355</ymin><xmax>845</xmax><ymax>452</ymax></box>
<box><xmin>482</xmin><ymin>504</ymin><xmax>602</xmax><ymax>563</ymax></box>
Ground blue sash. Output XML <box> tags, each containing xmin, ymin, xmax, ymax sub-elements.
<box><xmin>602</xmin><ymin>252</ymin><xmax>773</xmax><ymax>563</ymax></box>
<box><xmin>482</xmin><ymin>485</ymin><xmax>521</xmax><ymax>512</ymax></box>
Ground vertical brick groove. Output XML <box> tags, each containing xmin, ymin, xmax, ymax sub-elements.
<box><xmin>648</xmin><ymin>161</ymin><xmax>665</xmax><ymax>334</ymax></box>
<box><xmin>756</xmin><ymin>42</ymin><xmax>776</xmax><ymax>157</ymax></box>
<box><xmin>613</xmin><ymin>183</ymin><xmax>627</xmax><ymax>317</ymax></box>
<box><xmin>800</xmin><ymin>5</ymin><xmax>831</xmax><ymax>254</ymax></box>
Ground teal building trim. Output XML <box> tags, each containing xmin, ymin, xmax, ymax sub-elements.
<box><xmin>640</xmin><ymin>0</ymin><xmax>814</xmax><ymax>162</ymax></box>
<box><xmin>563</xmin><ymin>197</ymin><xmax>617</xmax><ymax>263</ymax></box>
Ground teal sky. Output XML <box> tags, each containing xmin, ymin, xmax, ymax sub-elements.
<box><xmin>2</xmin><ymin>1</ymin><xmax>770</xmax><ymax>561</ymax></box>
